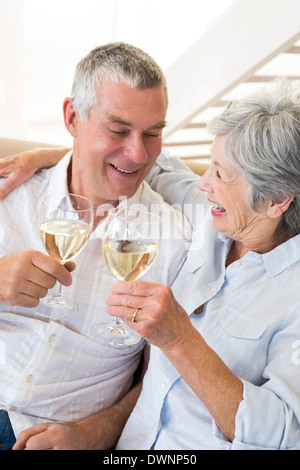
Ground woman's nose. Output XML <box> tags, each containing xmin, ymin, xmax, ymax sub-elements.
<box><xmin>197</xmin><ymin>167</ymin><xmax>213</xmax><ymax>193</ymax></box>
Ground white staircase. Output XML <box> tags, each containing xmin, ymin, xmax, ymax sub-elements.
<box><xmin>162</xmin><ymin>0</ymin><xmax>300</xmax><ymax>166</ymax></box>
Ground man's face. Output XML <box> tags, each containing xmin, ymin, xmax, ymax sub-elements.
<box><xmin>65</xmin><ymin>79</ymin><xmax>167</xmax><ymax>208</ymax></box>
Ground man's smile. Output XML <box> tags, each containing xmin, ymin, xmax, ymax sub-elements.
<box><xmin>110</xmin><ymin>163</ymin><xmax>139</xmax><ymax>175</ymax></box>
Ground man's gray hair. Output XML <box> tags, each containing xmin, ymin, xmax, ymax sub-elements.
<box><xmin>71</xmin><ymin>42</ymin><xmax>168</xmax><ymax>120</ymax></box>
<box><xmin>207</xmin><ymin>78</ymin><xmax>300</xmax><ymax>240</ymax></box>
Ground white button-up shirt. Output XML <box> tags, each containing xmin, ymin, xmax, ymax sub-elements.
<box><xmin>0</xmin><ymin>152</ymin><xmax>190</xmax><ymax>438</ymax></box>
<box><xmin>118</xmin><ymin>154</ymin><xmax>300</xmax><ymax>450</ymax></box>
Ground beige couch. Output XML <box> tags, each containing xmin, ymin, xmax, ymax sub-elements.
<box><xmin>0</xmin><ymin>137</ymin><xmax>209</xmax><ymax>176</ymax></box>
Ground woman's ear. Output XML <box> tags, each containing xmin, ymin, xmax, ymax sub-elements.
<box><xmin>63</xmin><ymin>98</ymin><xmax>78</xmax><ymax>138</ymax></box>
<box><xmin>267</xmin><ymin>196</ymin><xmax>294</xmax><ymax>219</ymax></box>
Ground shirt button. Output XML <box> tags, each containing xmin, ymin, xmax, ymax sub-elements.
<box><xmin>162</xmin><ymin>383</ymin><xmax>168</xmax><ymax>389</ymax></box>
<box><xmin>9</xmin><ymin>406</ymin><xmax>17</xmax><ymax>411</ymax></box>
<box><xmin>211</xmin><ymin>287</ymin><xmax>217</xmax><ymax>293</ymax></box>
<box><xmin>48</xmin><ymin>334</ymin><xmax>56</xmax><ymax>343</ymax></box>
<box><xmin>236</xmin><ymin>261</ymin><xmax>242</xmax><ymax>267</ymax></box>
<box><xmin>26</xmin><ymin>374</ymin><xmax>33</xmax><ymax>383</ymax></box>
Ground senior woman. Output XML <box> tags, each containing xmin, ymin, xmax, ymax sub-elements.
<box><xmin>108</xmin><ymin>78</ymin><xmax>300</xmax><ymax>450</ymax></box>
<box><xmin>1</xmin><ymin>79</ymin><xmax>300</xmax><ymax>450</ymax></box>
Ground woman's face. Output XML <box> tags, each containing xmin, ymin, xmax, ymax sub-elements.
<box><xmin>197</xmin><ymin>134</ymin><xmax>271</xmax><ymax>247</ymax></box>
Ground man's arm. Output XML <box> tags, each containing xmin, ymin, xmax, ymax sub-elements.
<box><xmin>13</xmin><ymin>346</ymin><xmax>150</xmax><ymax>450</ymax></box>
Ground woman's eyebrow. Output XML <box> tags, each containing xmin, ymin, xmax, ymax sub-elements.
<box><xmin>212</xmin><ymin>160</ymin><xmax>225</xmax><ymax>169</ymax></box>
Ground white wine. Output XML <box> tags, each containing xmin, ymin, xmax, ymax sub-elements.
<box><xmin>103</xmin><ymin>240</ymin><xmax>159</xmax><ymax>281</ymax></box>
<box><xmin>40</xmin><ymin>218</ymin><xmax>91</xmax><ymax>263</ymax></box>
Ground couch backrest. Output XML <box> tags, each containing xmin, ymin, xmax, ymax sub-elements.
<box><xmin>0</xmin><ymin>137</ymin><xmax>58</xmax><ymax>159</ymax></box>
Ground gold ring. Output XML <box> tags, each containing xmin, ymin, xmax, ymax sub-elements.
<box><xmin>131</xmin><ymin>308</ymin><xmax>139</xmax><ymax>322</ymax></box>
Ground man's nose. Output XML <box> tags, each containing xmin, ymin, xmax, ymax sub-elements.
<box><xmin>123</xmin><ymin>135</ymin><xmax>148</xmax><ymax>163</ymax></box>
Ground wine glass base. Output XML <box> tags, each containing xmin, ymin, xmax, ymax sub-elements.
<box><xmin>90</xmin><ymin>322</ymin><xmax>141</xmax><ymax>347</ymax></box>
<box><xmin>36</xmin><ymin>296</ymin><xmax>78</xmax><ymax>320</ymax></box>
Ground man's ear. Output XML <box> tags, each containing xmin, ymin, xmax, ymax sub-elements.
<box><xmin>267</xmin><ymin>195</ymin><xmax>294</xmax><ymax>219</ymax></box>
<box><xmin>63</xmin><ymin>98</ymin><xmax>78</xmax><ymax>137</ymax></box>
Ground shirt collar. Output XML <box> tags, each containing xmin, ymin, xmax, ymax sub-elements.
<box><xmin>218</xmin><ymin>229</ymin><xmax>300</xmax><ymax>278</ymax></box>
<box><xmin>262</xmin><ymin>234</ymin><xmax>300</xmax><ymax>277</ymax></box>
<box><xmin>46</xmin><ymin>150</ymin><xmax>72</xmax><ymax>197</ymax></box>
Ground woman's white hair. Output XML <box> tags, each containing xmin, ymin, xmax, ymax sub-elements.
<box><xmin>208</xmin><ymin>78</ymin><xmax>300</xmax><ymax>240</ymax></box>
<box><xmin>71</xmin><ymin>42</ymin><xmax>168</xmax><ymax>121</ymax></box>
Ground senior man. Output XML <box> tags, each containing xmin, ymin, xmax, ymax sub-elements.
<box><xmin>0</xmin><ymin>43</ymin><xmax>190</xmax><ymax>450</ymax></box>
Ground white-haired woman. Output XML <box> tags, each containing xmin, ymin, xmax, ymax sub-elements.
<box><xmin>1</xmin><ymin>79</ymin><xmax>300</xmax><ymax>450</ymax></box>
<box><xmin>112</xmin><ymin>79</ymin><xmax>300</xmax><ymax>450</ymax></box>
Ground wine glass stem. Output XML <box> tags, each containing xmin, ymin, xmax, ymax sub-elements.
<box><xmin>52</xmin><ymin>281</ymin><xmax>63</xmax><ymax>302</ymax></box>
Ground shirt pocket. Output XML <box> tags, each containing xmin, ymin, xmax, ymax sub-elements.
<box><xmin>215</xmin><ymin>307</ymin><xmax>269</xmax><ymax>376</ymax></box>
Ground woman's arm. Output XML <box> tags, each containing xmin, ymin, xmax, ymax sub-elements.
<box><xmin>0</xmin><ymin>147</ymin><xmax>69</xmax><ymax>199</ymax></box>
<box><xmin>105</xmin><ymin>281</ymin><xmax>243</xmax><ymax>441</ymax></box>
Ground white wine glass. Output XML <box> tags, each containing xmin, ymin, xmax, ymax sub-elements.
<box><xmin>37</xmin><ymin>193</ymin><xmax>94</xmax><ymax>319</ymax></box>
<box><xmin>91</xmin><ymin>207</ymin><xmax>160</xmax><ymax>347</ymax></box>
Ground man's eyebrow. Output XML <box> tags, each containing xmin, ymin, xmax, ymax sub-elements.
<box><xmin>106</xmin><ymin>114</ymin><xmax>167</xmax><ymax>130</ymax></box>
<box><xmin>107</xmin><ymin>115</ymin><xmax>131</xmax><ymax>126</ymax></box>
<box><xmin>150</xmin><ymin>120</ymin><xmax>167</xmax><ymax>129</ymax></box>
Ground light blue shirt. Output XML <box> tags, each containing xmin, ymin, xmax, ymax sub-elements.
<box><xmin>117</xmin><ymin>153</ymin><xmax>300</xmax><ymax>450</ymax></box>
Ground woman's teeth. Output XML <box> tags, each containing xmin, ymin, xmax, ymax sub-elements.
<box><xmin>211</xmin><ymin>202</ymin><xmax>226</xmax><ymax>213</ymax></box>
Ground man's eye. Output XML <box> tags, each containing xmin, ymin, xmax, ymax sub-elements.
<box><xmin>110</xmin><ymin>129</ymin><xmax>127</xmax><ymax>135</ymax></box>
<box><xmin>144</xmin><ymin>132</ymin><xmax>161</xmax><ymax>138</ymax></box>
<box><xmin>216</xmin><ymin>171</ymin><xmax>222</xmax><ymax>179</ymax></box>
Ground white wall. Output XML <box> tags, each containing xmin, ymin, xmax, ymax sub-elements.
<box><xmin>0</xmin><ymin>0</ymin><xmax>233</xmax><ymax>145</ymax></box>
<box><xmin>0</xmin><ymin>1</ymin><xmax>24</xmax><ymax>131</ymax></box>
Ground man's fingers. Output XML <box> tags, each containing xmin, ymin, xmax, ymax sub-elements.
<box><xmin>64</xmin><ymin>261</ymin><xmax>76</xmax><ymax>273</ymax></box>
<box><xmin>31</xmin><ymin>251</ymin><xmax>74</xmax><ymax>286</ymax></box>
<box><xmin>13</xmin><ymin>424</ymin><xmax>50</xmax><ymax>450</ymax></box>
<box><xmin>0</xmin><ymin>250</ymin><xmax>75</xmax><ymax>307</ymax></box>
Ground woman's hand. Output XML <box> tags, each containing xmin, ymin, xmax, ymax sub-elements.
<box><xmin>0</xmin><ymin>147</ymin><xmax>68</xmax><ymax>199</ymax></box>
<box><xmin>105</xmin><ymin>281</ymin><xmax>193</xmax><ymax>352</ymax></box>
<box><xmin>106</xmin><ymin>280</ymin><xmax>244</xmax><ymax>442</ymax></box>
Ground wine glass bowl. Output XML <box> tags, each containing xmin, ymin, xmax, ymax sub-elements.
<box><xmin>37</xmin><ymin>193</ymin><xmax>94</xmax><ymax>318</ymax></box>
<box><xmin>91</xmin><ymin>208</ymin><xmax>160</xmax><ymax>347</ymax></box>
<box><xmin>102</xmin><ymin>239</ymin><xmax>159</xmax><ymax>282</ymax></box>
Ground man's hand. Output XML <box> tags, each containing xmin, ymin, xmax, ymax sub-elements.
<box><xmin>12</xmin><ymin>422</ymin><xmax>89</xmax><ymax>450</ymax></box>
<box><xmin>12</xmin><ymin>379</ymin><xmax>145</xmax><ymax>450</ymax></box>
<box><xmin>0</xmin><ymin>249</ymin><xmax>75</xmax><ymax>307</ymax></box>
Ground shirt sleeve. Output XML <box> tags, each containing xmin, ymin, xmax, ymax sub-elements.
<box><xmin>146</xmin><ymin>153</ymin><xmax>208</xmax><ymax>211</ymax></box>
<box><xmin>232</xmin><ymin>306</ymin><xmax>300</xmax><ymax>450</ymax></box>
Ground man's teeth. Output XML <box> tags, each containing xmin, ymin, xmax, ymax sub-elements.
<box><xmin>112</xmin><ymin>164</ymin><xmax>135</xmax><ymax>174</ymax></box>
